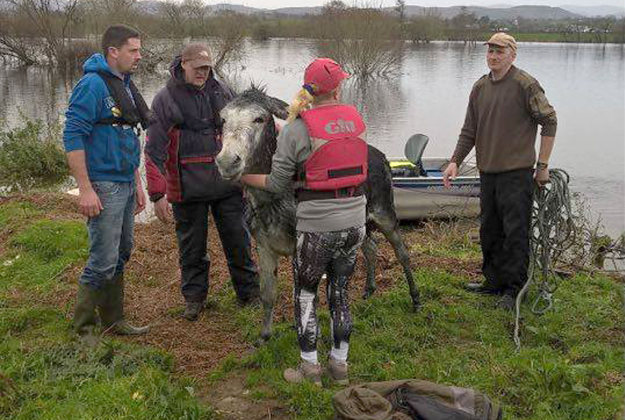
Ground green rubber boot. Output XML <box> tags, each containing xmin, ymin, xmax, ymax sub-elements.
<box><xmin>73</xmin><ymin>283</ymin><xmax>100</xmax><ymax>346</ymax></box>
<box><xmin>99</xmin><ymin>273</ymin><xmax>149</xmax><ymax>336</ymax></box>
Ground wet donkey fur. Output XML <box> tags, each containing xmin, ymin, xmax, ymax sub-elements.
<box><xmin>216</xmin><ymin>88</ymin><xmax>420</xmax><ymax>340</ymax></box>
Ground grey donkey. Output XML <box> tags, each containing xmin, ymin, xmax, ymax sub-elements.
<box><xmin>215</xmin><ymin>87</ymin><xmax>420</xmax><ymax>341</ymax></box>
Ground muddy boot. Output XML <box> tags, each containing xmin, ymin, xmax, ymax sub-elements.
<box><xmin>100</xmin><ymin>273</ymin><xmax>149</xmax><ymax>336</ymax></box>
<box><xmin>73</xmin><ymin>283</ymin><xmax>100</xmax><ymax>346</ymax></box>
<box><xmin>283</xmin><ymin>361</ymin><xmax>322</xmax><ymax>386</ymax></box>
<box><xmin>183</xmin><ymin>301</ymin><xmax>205</xmax><ymax>321</ymax></box>
<box><xmin>327</xmin><ymin>358</ymin><xmax>349</xmax><ymax>385</ymax></box>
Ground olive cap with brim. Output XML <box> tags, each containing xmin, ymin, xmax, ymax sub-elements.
<box><xmin>181</xmin><ymin>43</ymin><xmax>212</xmax><ymax>68</ymax></box>
<box><xmin>484</xmin><ymin>32</ymin><xmax>517</xmax><ymax>52</ymax></box>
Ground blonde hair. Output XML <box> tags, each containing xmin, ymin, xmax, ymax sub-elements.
<box><xmin>286</xmin><ymin>88</ymin><xmax>337</xmax><ymax>123</ymax></box>
<box><xmin>286</xmin><ymin>88</ymin><xmax>313</xmax><ymax>123</ymax></box>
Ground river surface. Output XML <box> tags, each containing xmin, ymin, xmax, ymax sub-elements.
<box><xmin>1</xmin><ymin>39</ymin><xmax>623</xmax><ymax>236</ymax></box>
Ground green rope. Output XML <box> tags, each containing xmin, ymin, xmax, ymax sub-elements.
<box><xmin>514</xmin><ymin>169</ymin><xmax>573</xmax><ymax>351</ymax></box>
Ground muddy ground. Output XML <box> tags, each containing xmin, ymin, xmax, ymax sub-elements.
<box><xmin>4</xmin><ymin>193</ymin><xmax>482</xmax><ymax>418</ymax></box>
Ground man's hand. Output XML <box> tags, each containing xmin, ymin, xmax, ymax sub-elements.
<box><xmin>154</xmin><ymin>196</ymin><xmax>172</xmax><ymax>223</ymax></box>
<box><xmin>443</xmin><ymin>162</ymin><xmax>458</xmax><ymax>188</ymax></box>
<box><xmin>79</xmin><ymin>188</ymin><xmax>103</xmax><ymax>218</ymax></box>
<box><xmin>135</xmin><ymin>187</ymin><xmax>146</xmax><ymax>215</ymax></box>
<box><xmin>534</xmin><ymin>167</ymin><xmax>550</xmax><ymax>186</ymax></box>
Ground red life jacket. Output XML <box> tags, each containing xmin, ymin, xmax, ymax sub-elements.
<box><xmin>298</xmin><ymin>104</ymin><xmax>368</xmax><ymax>200</ymax></box>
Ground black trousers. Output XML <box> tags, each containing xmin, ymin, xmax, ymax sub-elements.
<box><xmin>172</xmin><ymin>193</ymin><xmax>259</xmax><ymax>303</ymax></box>
<box><xmin>479</xmin><ymin>168</ymin><xmax>533</xmax><ymax>295</ymax></box>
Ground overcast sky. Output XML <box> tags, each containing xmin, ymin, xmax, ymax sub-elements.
<box><xmin>203</xmin><ymin>1</ymin><xmax>625</xmax><ymax>9</ymax></box>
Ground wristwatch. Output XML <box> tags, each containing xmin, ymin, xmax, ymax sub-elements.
<box><xmin>535</xmin><ymin>161</ymin><xmax>548</xmax><ymax>170</ymax></box>
<box><xmin>149</xmin><ymin>193</ymin><xmax>165</xmax><ymax>203</ymax></box>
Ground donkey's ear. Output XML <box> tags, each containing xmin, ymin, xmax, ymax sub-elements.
<box><xmin>265</xmin><ymin>96</ymin><xmax>289</xmax><ymax>120</ymax></box>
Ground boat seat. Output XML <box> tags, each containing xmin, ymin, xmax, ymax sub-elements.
<box><xmin>404</xmin><ymin>134</ymin><xmax>429</xmax><ymax>176</ymax></box>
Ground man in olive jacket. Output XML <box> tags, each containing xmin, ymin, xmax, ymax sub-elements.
<box><xmin>443</xmin><ymin>33</ymin><xmax>557</xmax><ymax>310</ymax></box>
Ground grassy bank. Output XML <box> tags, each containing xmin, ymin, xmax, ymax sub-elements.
<box><xmin>0</xmin><ymin>194</ymin><xmax>623</xmax><ymax>419</ymax></box>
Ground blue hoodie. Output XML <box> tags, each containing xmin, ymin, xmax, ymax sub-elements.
<box><xmin>63</xmin><ymin>53</ymin><xmax>140</xmax><ymax>182</ymax></box>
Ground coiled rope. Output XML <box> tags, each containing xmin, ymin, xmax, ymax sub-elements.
<box><xmin>514</xmin><ymin>169</ymin><xmax>574</xmax><ymax>351</ymax></box>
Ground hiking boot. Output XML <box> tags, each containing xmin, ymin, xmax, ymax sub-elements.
<box><xmin>465</xmin><ymin>282</ymin><xmax>501</xmax><ymax>295</ymax></box>
<box><xmin>74</xmin><ymin>283</ymin><xmax>100</xmax><ymax>345</ymax></box>
<box><xmin>183</xmin><ymin>301</ymin><xmax>205</xmax><ymax>321</ymax></box>
<box><xmin>283</xmin><ymin>361</ymin><xmax>322</xmax><ymax>386</ymax></box>
<box><xmin>497</xmin><ymin>293</ymin><xmax>516</xmax><ymax>311</ymax></box>
<box><xmin>327</xmin><ymin>358</ymin><xmax>349</xmax><ymax>385</ymax></box>
<box><xmin>99</xmin><ymin>273</ymin><xmax>149</xmax><ymax>335</ymax></box>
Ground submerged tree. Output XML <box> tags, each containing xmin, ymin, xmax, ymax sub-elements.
<box><xmin>314</xmin><ymin>2</ymin><xmax>404</xmax><ymax>80</ymax></box>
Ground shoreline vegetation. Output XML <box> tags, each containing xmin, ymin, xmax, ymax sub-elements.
<box><xmin>0</xmin><ymin>192</ymin><xmax>623</xmax><ymax>419</ymax></box>
<box><xmin>0</xmin><ymin>1</ymin><xmax>624</xmax><ymax>74</ymax></box>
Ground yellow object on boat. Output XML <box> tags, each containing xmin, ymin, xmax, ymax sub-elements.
<box><xmin>389</xmin><ymin>160</ymin><xmax>416</xmax><ymax>169</ymax></box>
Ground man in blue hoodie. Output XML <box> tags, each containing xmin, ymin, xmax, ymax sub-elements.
<box><xmin>64</xmin><ymin>25</ymin><xmax>150</xmax><ymax>342</ymax></box>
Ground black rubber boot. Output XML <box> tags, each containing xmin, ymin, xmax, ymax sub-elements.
<box><xmin>100</xmin><ymin>273</ymin><xmax>149</xmax><ymax>335</ymax></box>
<box><xmin>73</xmin><ymin>283</ymin><xmax>100</xmax><ymax>346</ymax></box>
<box><xmin>465</xmin><ymin>282</ymin><xmax>502</xmax><ymax>295</ymax></box>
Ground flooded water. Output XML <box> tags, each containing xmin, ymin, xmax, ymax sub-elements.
<box><xmin>1</xmin><ymin>39</ymin><xmax>624</xmax><ymax>236</ymax></box>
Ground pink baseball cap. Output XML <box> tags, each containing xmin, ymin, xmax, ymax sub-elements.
<box><xmin>303</xmin><ymin>58</ymin><xmax>349</xmax><ymax>95</ymax></box>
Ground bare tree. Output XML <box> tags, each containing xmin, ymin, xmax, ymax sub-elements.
<box><xmin>210</xmin><ymin>12</ymin><xmax>247</xmax><ymax>74</ymax></box>
<box><xmin>314</xmin><ymin>2</ymin><xmax>404</xmax><ymax>80</ymax></box>
<box><xmin>405</xmin><ymin>9</ymin><xmax>444</xmax><ymax>43</ymax></box>
<box><xmin>83</xmin><ymin>0</ymin><xmax>138</xmax><ymax>34</ymax></box>
<box><xmin>448</xmin><ymin>7</ymin><xmax>479</xmax><ymax>43</ymax></box>
<box><xmin>395</xmin><ymin>0</ymin><xmax>406</xmax><ymax>23</ymax></box>
<box><xmin>1</xmin><ymin>0</ymin><xmax>83</xmax><ymax>65</ymax></box>
<box><xmin>159</xmin><ymin>0</ymin><xmax>188</xmax><ymax>38</ymax></box>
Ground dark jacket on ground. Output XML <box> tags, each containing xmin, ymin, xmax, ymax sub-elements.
<box><xmin>145</xmin><ymin>57</ymin><xmax>238</xmax><ymax>202</ymax></box>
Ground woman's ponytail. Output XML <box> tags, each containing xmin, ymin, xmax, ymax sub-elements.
<box><xmin>286</xmin><ymin>87</ymin><xmax>314</xmax><ymax>123</ymax></box>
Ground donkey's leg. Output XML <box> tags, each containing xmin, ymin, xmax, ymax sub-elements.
<box><xmin>361</xmin><ymin>229</ymin><xmax>378</xmax><ymax>299</ymax></box>
<box><xmin>376</xmin><ymin>215</ymin><xmax>421</xmax><ymax>310</ymax></box>
<box><xmin>258</xmin><ymin>245</ymin><xmax>279</xmax><ymax>341</ymax></box>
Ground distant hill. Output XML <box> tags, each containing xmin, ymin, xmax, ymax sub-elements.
<box><xmin>211</xmin><ymin>3</ymin><xmax>582</xmax><ymax>20</ymax></box>
<box><xmin>210</xmin><ymin>3</ymin><xmax>263</xmax><ymax>15</ymax></box>
<box><xmin>130</xmin><ymin>2</ymin><xmax>619</xmax><ymax>20</ymax></box>
<box><xmin>560</xmin><ymin>5</ymin><xmax>625</xmax><ymax>17</ymax></box>
<box><xmin>273</xmin><ymin>7</ymin><xmax>324</xmax><ymax>16</ymax></box>
<box><xmin>396</xmin><ymin>5</ymin><xmax>582</xmax><ymax>20</ymax></box>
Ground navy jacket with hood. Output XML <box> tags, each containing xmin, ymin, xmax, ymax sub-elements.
<box><xmin>63</xmin><ymin>53</ymin><xmax>141</xmax><ymax>182</ymax></box>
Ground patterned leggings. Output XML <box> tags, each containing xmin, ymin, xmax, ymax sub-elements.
<box><xmin>293</xmin><ymin>226</ymin><xmax>366</xmax><ymax>353</ymax></box>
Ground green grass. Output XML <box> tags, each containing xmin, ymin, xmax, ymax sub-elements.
<box><xmin>0</xmin><ymin>198</ymin><xmax>213</xmax><ymax>419</ymax></box>
<box><xmin>0</xmin><ymin>201</ymin><xmax>43</xmax><ymax>231</ymax></box>
<box><xmin>0</xmin><ymin>219</ymin><xmax>89</xmax><ymax>295</ymax></box>
<box><xmin>1</xmin><ymin>196</ymin><xmax>623</xmax><ymax>419</ymax></box>
<box><xmin>228</xmin><ymin>268</ymin><xmax>624</xmax><ymax>419</ymax></box>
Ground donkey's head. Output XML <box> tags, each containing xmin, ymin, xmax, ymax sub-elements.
<box><xmin>216</xmin><ymin>87</ymin><xmax>289</xmax><ymax>181</ymax></box>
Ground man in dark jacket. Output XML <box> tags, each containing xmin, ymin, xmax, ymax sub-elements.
<box><xmin>146</xmin><ymin>43</ymin><xmax>259</xmax><ymax>321</ymax></box>
<box><xmin>64</xmin><ymin>24</ymin><xmax>150</xmax><ymax>342</ymax></box>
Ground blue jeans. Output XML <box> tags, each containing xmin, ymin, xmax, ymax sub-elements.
<box><xmin>80</xmin><ymin>181</ymin><xmax>136</xmax><ymax>289</ymax></box>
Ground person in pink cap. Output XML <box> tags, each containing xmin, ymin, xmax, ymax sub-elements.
<box><xmin>241</xmin><ymin>58</ymin><xmax>368</xmax><ymax>386</ymax></box>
